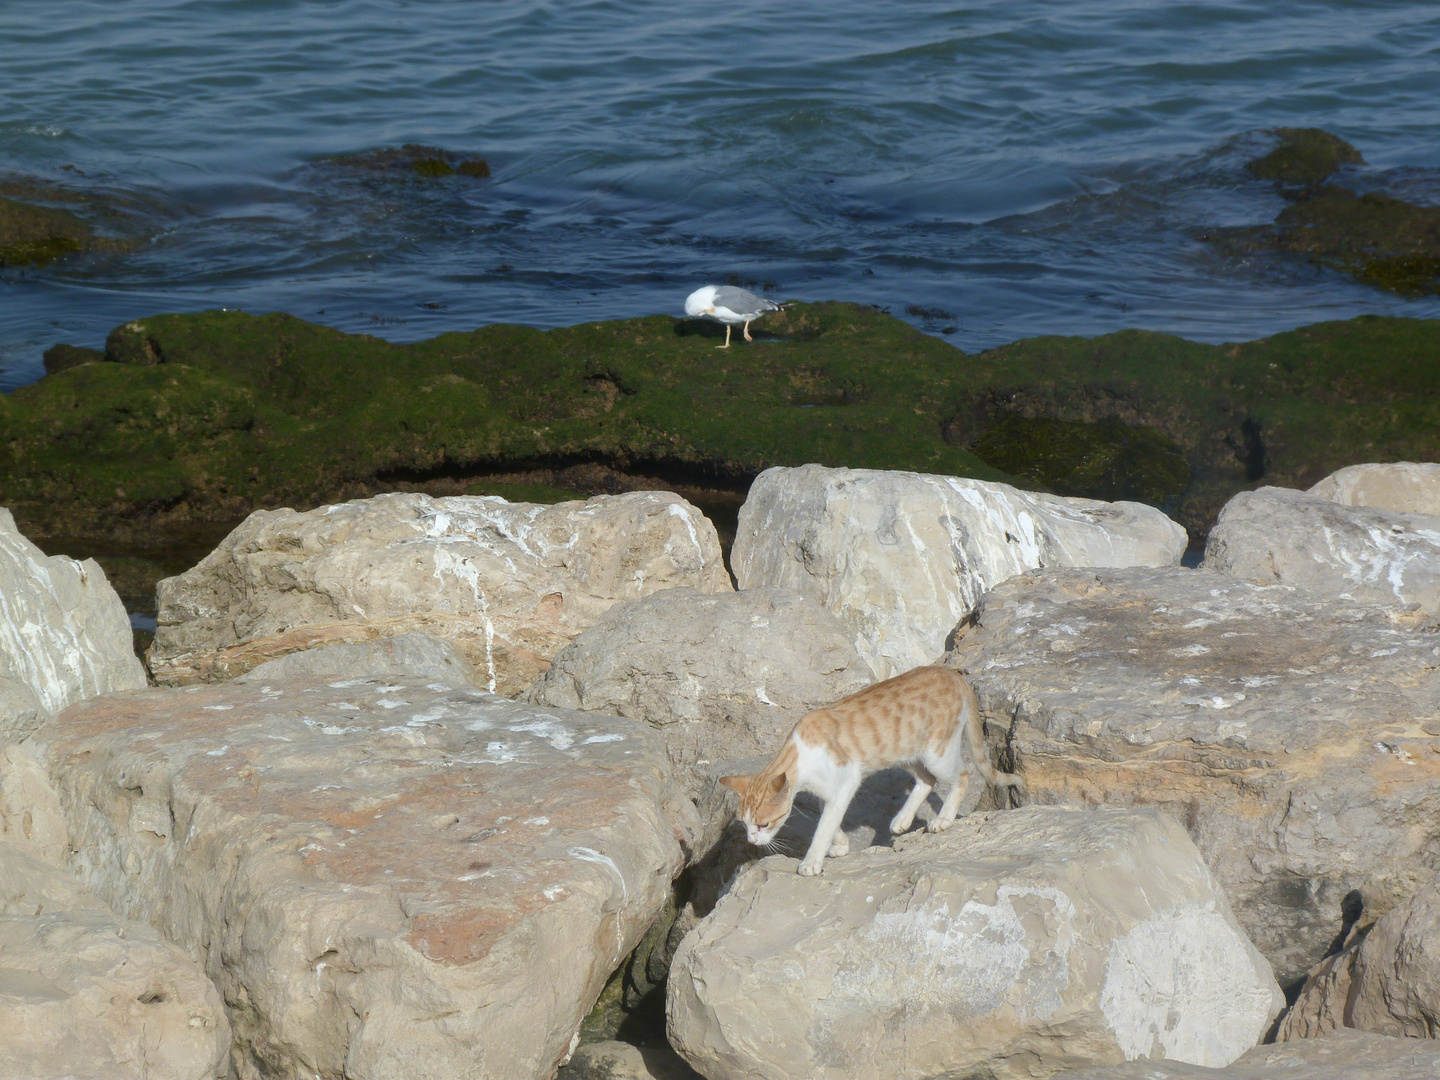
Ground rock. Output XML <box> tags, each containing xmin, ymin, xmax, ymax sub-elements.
<box><xmin>41</xmin><ymin>342</ymin><xmax>104</xmax><ymax>377</ymax></box>
<box><xmin>732</xmin><ymin>464</ymin><xmax>1187</xmax><ymax>679</ymax></box>
<box><xmin>667</xmin><ymin>805</ymin><xmax>1282</xmax><ymax>1080</ymax></box>
<box><xmin>558</xmin><ymin>1042</ymin><xmax>702</xmax><ymax>1080</ymax></box>
<box><xmin>234</xmin><ymin>631</ymin><xmax>479</xmax><ymax>689</ymax></box>
<box><xmin>1202</xmin><ymin>486</ymin><xmax>1440</xmax><ymax>614</ymax></box>
<box><xmin>1308</xmin><ymin>461</ymin><xmax>1440</xmax><ymax>516</ymax></box>
<box><xmin>946</xmin><ymin>565</ymin><xmax>1440</xmax><ymax>985</ymax></box>
<box><xmin>0</xmin><ymin>744</ymin><xmax>68</xmax><ymax>863</ymax></box>
<box><xmin>38</xmin><ymin>675</ymin><xmax>695</xmax><ymax>1080</ymax></box>
<box><xmin>525</xmin><ymin>585</ymin><xmax>875</xmax><ymax>849</ymax></box>
<box><xmin>0</xmin><ymin>840</ymin><xmax>230</xmax><ymax>1080</ymax></box>
<box><xmin>1278</xmin><ymin>869</ymin><xmax>1440</xmax><ymax>1040</ymax></box>
<box><xmin>147</xmin><ymin>490</ymin><xmax>730</xmax><ymax>697</ymax></box>
<box><xmin>1052</xmin><ymin>1029</ymin><xmax>1440</xmax><ymax>1080</ymax></box>
<box><xmin>0</xmin><ymin>507</ymin><xmax>146</xmax><ymax>745</ymax></box>
<box><xmin>0</xmin><ymin>195</ymin><xmax>92</xmax><ymax>268</ymax></box>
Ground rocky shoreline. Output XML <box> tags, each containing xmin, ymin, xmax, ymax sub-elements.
<box><xmin>3</xmin><ymin>458</ymin><xmax>1438</xmax><ymax>1079</ymax></box>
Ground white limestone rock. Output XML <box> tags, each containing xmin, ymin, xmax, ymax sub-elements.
<box><xmin>731</xmin><ymin>464</ymin><xmax>1186</xmax><ymax>679</ymax></box>
<box><xmin>1203</xmin><ymin>485</ymin><xmax>1440</xmax><ymax>614</ymax></box>
<box><xmin>1053</xmin><ymin>1030</ymin><xmax>1440</xmax><ymax>1080</ymax></box>
<box><xmin>667</xmin><ymin>805</ymin><xmax>1281</xmax><ymax>1080</ymax></box>
<box><xmin>0</xmin><ymin>508</ymin><xmax>146</xmax><ymax>744</ymax></box>
<box><xmin>0</xmin><ymin>840</ymin><xmax>230</xmax><ymax>1080</ymax></box>
<box><xmin>37</xmin><ymin>675</ymin><xmax>697</xmax><ymax>1080</ymax></box>
<box><xmin>234</xmin><ymin>631</ymin><xmax>479</xmax><ymax>689</ymax></box>
<box><xmin>947</xmin><ymin>565</ymin><xmax>1440</xmax><ymax>985</ymax></box>
<box><xmin>1308</xmin><ymin>461</ymin><xmax>1440</xmax><ymax>516</ymax></box>
<box><xmin>147</xmin><ymin>490</ymin><xmax>731</xmax><ymax>696</ymax></box>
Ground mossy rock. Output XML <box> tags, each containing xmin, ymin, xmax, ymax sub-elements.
<box><xmin>969</xmin><ymin>415</ymin><xmax>1191</xmax><ymax>508</ymax></box>
<box><xmin>0</xmin><ymin>195</ymin><xmax>92</xmax><ymax>267</ymax></box>
<box><xmin>1246</xmin><ymin>128</ymin><xmax>1363</xmax><ymax>189</ymax></box>
<box><xmin>324</xmin><ymin>144</ymin><xmax>490</xmax><ymax>180</ymax></box>
<box><xmin>4</xmin><ymin>305</ymin><xmax>1439</xmax><ymax>550</ymax></box>
<box><xmin>1212</xmin><ymin>130</ymin><xmax>1440</xmax><ymax>296</ymax></box>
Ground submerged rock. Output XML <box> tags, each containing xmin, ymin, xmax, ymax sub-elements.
<box><xmin>733</xmin><ymin>464</ymin><xmax>1186</xmax><ymax>679</ymax></box>
<box><xmin>0</xmin><ymin>508</ymin><xmax>145</xmax><ymax>745</ymax></box>
<box><xmin>39</xmin><ymin>676</ymin><xmax>696</xmax><ymax>1080</ymax></box>
<box><xmin>146</xmin><ymin>490</ymin><xmax>729</xmax><ymax>696</ymax></box>
<box><xmin>1244</xmin><ymin>127</ymin><xmax>1365</xmax><ymax>190</ymax></box>
<box><xmin>0</xmin><ymin>840</ymin><xmax>230</xmax><ymax>1080</ymax></box>
<box><xmin>667</xmin><ymin>805</ymin><xmax>1281</xmax><ymax>1080</ymax></box>
<box><xmin>948</xmin><ymin>565</ymin><xmax>1440</xmax><ymax>985</ymax></box>
<box><xmin>0</xmin><ymin>194</ymin><xmax>92</xmax><ymax>268</ymax></box>
<box><xmin>1203</xmin><ymin>485</ymin><xmax>1440</xmax><ymax>614</ymax></box>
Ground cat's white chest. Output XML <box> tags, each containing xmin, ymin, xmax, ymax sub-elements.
<box><xmin>793</xmin><ymin>736</ymin><xmax>862</xmax><ymax>800</ymax></box>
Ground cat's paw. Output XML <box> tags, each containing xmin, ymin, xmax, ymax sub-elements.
<box><xmin>827</xmin><ymin>835</ymin><xmax>849</xmax><ymax>857</ymax></box>
<box><xmin>889</xmin><ymin>813</ymin><xmax>914</xmax><ymax>835</ymax></box>
<box><xmin>797</xmin><ymin>859</ymin><xmax>824</xmax><ymax>877</ymax></box>
<box><xmin>927</xmin><ymin>817</ymin><xmax>954</xmax><ymax>834</ymax></box>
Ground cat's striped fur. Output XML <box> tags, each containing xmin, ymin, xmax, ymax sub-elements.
<box><xmin>719</xmin><ymin>665</ymin><xmax>1024</xmax><ymax>876</ymax></box>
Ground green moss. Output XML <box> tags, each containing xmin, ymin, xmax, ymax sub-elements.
<box><xmin>326</xmin><ymin>144</ymin><xmax>490</xmax><ymax>180</ymax></box>
<box><xmin>3</xmin><ymin>305</ymin><xmax>1439</xmax><ymax>548</ymax></box>
<box><xmin>970</xmin><ymin>416</ymin><xmax>1191</xmax><ymax>507</ymax></box>
<box><xmin>1246</xmin><ymin>128</ymin><xmax>1364</xmax><ymax>189</ymax></box>
<box><xmin>0</xmin><ymin>196</ymin><xmax>92</xmax><ymax>267</ymax></box>
<box><xmin>461</xmin><ymin>480</ymin><xmax>584</xmax><ymax>503</ymax></box>
<box><xmin>411</xmin><ymin>157</ymin><xmax>455</xmax><ymax>178</ymax></box>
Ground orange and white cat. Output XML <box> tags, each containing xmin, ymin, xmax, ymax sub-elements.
<box><xmin>719</xmin><ymin>665</ymin><xmax>1025</xmax><ymax>876</ymax></box>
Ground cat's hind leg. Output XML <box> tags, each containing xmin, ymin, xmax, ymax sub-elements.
<box><xmin>928</xmin><ymin>768</ymin><xmax>972</xmax><ymax>833</ymax></box>
<box><xmin>890</xmin><ymin>765</ymin><xmax>936</xmax><ymax>835</ymax></box>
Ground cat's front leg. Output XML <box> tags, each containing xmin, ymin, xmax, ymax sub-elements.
<box><xmin>798</xmin><ymin>779</ymin><xmax>860</xmax><ymax>876</ymax></box>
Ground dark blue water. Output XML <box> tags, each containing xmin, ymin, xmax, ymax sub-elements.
<box><xmin>3</xmin><ymin>0</ymin><xmax>1440</xmax><ymax>390</ymax></box>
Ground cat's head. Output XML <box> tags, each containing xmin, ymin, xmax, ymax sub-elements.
<box><xmin>718</xmin><ymin>769</ymin><xmax>795</xmax><ymax>847</ymax></box>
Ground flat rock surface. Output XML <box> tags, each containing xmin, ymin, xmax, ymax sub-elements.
<box><xmin>948</xmin><ymin>565</ymin><xmax>1440</xmax><ymax>984</ymax></box>
<box><xmin>39</xmin><ymin>677</ymin><xmax>696</xmax><ymax>1080</ymax></box>
<box><xmin>148</xmin><ymin>490</ymin><xmax>731</xmax><ymax>696</ymax></box>
<box><xmin>668</xmin><ymin>805</ymin><xmax>1281</xmax><ymax>1080</ymax></box>
<box><xmin>732</xmin><ymin>464</ymin><xmax>1186</xmax><ymax>679</ymax></box>
<box><xmin>234</xmin><ymin>631</ymin><xmax>480</xmax><ymax>689</ymax></box>
<box><xmin>0</xmin><ymin>840</ymin><xmax>230</xmax><ymax>1080</ymax></box>
<box><xmin>1052</xmin><ymin>1029</ymin><xmax>1440</xmax><ymax>1079</ymax></box>
<box><xmin>1203</xmin><ymin>486</ymin><xmax>1440</xmax><ymax>614</ymax></box>
<box><xmin>0</xmin><ymin>507</ymin><xmax>145</xmax><ymax>744</ymax></box>
<box><xmin>1309</xmin><ymin>461</ymin><xmax>1440</xmax><ymax>516</ymax></box>
<box><xmin>526</xmin><ymin>586</ymin><xmax>875</xmax><ymax>852</ymax></box>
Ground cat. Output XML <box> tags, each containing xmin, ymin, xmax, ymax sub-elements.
<box><xmin>719</xmin><ymin>665</ymin><xmax>1025</xmax><ymax>876</ymax></box>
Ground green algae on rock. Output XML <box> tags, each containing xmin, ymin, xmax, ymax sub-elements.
<box><xmin>5</xmin><ymin>305</ymin><xmax>1439</xmax><ymax>550</ymax></box>
<box><xmin>1212</xmin><ymin>129</ymin><xmax>1440</xmax><ymax>297</ymax></box>
<box><xmin>1245</xmin><ymin>127</ymin><xmax>1364</xmax><ymax>190</ymax></box>
<box><xmin>324</xmin><ymin>144</ymin><xmax>491</xmax><ymax>179</ymax></box>
<box><xmin>0</xmin><ymin>195</ymin><xmax>92</xmax><ymax>267</ymax></box>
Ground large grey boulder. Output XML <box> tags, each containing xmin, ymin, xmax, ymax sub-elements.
<box><xmin>37</xmin><ymin>676</ymin><xmax>698</xmax><ymax>1080</ymax></box>
<box><xmin>0</xmin><ymin>840</ymin><xmax>230</xmax><ymax>1080</ymax></box>
<box><xmin>1203</xmin><ymin>486</ymin><xmax>1440</xmax><ymax>614</ymax></box>
<box><xmin>1309</xmin><ymin>461</ymin><xmax>1440</xmax><ymax>516</ymax></box>
<box><xmin>1279</xmin><ymin>869</ymin><xmax>1440</xmax><ymax>1040</ymax></box>
<box><xmin>1052</xmin><ymin>1030</ymin><xmax>1440</xmax><ymax>1079</ymax></box>
<box><xmin>0</xmin><ymin>508</ymin><xmax>146</xmax><ymax>744</ymax></box>
<box><xmin>147</xmin><ymin>490</ymin><xmax>731</xmax><ymax>696</ymax></box>
<box><xmin>525</xmin><ymin>585</ymin><xmax>875</xmax><ymax>848</ymax></box>
<box><xmin>668</xmin><ymin>805</ymin><xmax>1281</xmax><ymax>1080</ymax></box>
<box><xmin>731</xmin><ymin>464</ymin><xmax>1186</xmax><ymax>679</ymax></box>
<box><xmin>947</xmin><ymin>565</ymin><xmax>1440</xmax><ymax>985</ymax></box>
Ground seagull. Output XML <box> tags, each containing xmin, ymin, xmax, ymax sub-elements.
<box><xmin>684</xmin><ymin>285</ymin><xmax>784</xmax><ymax>349</ymax></box>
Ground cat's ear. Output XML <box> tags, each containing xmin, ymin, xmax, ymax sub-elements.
<box><xmin>769</xmin><ymin>772</ymin><xmax>788</xmax><ymax>794</ymax></box>
<box><xmin>718</xmin><ymin>774</ymin><xmax>749</xmax><ymax>795</ymax></box>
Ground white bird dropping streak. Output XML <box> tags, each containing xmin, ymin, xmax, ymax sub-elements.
<box><xmin>684</xmin><ymin>284</ymin><xmax>784</xmax><ymax>349</ymax></box>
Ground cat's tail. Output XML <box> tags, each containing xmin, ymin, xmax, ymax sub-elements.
<box><xmin>959</xmin><ymin>677</ymin><xmax>1027</xmax><ymax>798</ymax></box>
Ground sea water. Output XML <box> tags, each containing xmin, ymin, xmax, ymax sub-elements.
<box><xmin>2</xmin><ymin>0</ymin><xmax>1439</xmax><ymax>389</ymax></box>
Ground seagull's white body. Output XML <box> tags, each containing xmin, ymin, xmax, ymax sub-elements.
<box><xmin>684</xmin><ymin>285</ymin><xmax>783</xmax><ymax>348</ymax></box>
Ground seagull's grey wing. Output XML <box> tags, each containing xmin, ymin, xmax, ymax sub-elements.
<box><xmin>712</xmin><ymin>286</ymin><xmax>780</xmax><ymax>316</ymax></box>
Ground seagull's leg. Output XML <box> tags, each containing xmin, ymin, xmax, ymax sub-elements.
<box><xmin>743</xmin><ymin>318</ymin><xmax>753</xmax><ymax>342</ymax></box>
<box><xmin>715</xmin><ymin>324</ymin><xmax>731</xmax><ymax>350</ymax></box>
